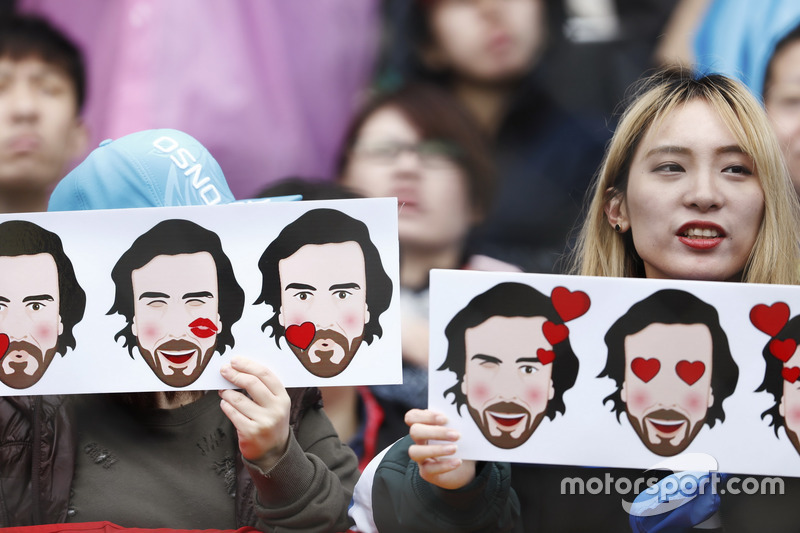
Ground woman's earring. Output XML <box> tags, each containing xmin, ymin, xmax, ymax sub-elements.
<box><xmin>615</xmin><ymin>224</ymin><xmax>621</xmax><ymax>233</ymax></box>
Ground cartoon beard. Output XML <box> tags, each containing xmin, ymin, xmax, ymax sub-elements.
<box><xmin>287</xmin><ymin>328</ymin><xmax>363</xmax><ymax>378</ymax></box>
<box><xmin>467</xmin><ymin>400</ymin><xmax>546</xmax><ymax>449</ymax></box>
<box><xmin>0</xmin><ymin>340</ymin><xmax>58</xmax><ymax>389</ymax></box>
<box><xmin>138</xmin><ymin>338</ymin><xmax>217</xmax><ymax>388</ymax></box>
<box><xmin>627</xmin><ymin>407</ymin><xmax>706</xmax><ymax>456</ymax></box>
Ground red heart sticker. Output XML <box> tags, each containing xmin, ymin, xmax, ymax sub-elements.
<box><xmin>0</xmin><ymin>333</ymin><xmax>7</xmax><ymax>359</ymax></box>
<box><xmin>542</xmin><ymin>321</ymin><xmax>569</xmax><ymax>346</ymax></box>
<box><xmin>782</xmin><ymin>366</ymin><xmax>800</xmax><ymax>383</ymax></box>
<box><xmin>631</xmin><ymin>357</ymin><xmax>660</xmax><ymax>383</ymax></box>
<box><xmin>551</xmin><ymin>287</ymin><xmax>591</xmax><ymax>322</ymax></box>
<box><xmin>285</xmin><ymin>322</ymin><xmax>315</xmax><ymax>350</ymax></box>
<box><xmin>750</xmin><ymin>302</ymin><xmax>790</xmax><ymax>337</ymax></box>
<box><xmin>769</xmin><ymin>338</ymin><xmax>797</xmax><ymax>363</ymax></box>
<box><xmin>537</xmin><ymin>348</ymin><xmax>555</xmax><ymax>365</ymax></box>
<box><xmin>676</xmin><ymin>360</ymin><xmax>705</xmax><ymax>386</ymax></box>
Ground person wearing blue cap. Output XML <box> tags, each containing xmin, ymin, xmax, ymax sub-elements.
<box><xmin>0</xmin><ymin>129</ymin><xmax>359</xmax><ymax>530</ymax></box>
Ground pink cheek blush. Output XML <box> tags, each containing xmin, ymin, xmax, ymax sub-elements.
<box><xmin>628</xmin><ymin>390</ymin><xmax>651</xmax><ymax>411</ymax></box>
<box><xmin>683</xmin><ymin>391</ymin><xmax>707</xmax><ymax>415</ymax></box>
<box><xmin>524</xmin><ymin>387</ymin><xmax>544</xmax><ymax>406</ymax></box>
<box><xmin>786</xmin><ymin>406</ymin><xmax>800</xmax><ymax>427</ymax></box>
<box><xmin>342</xmin><ymin>313</ymin><xmax>360</xmax><ymax>329</ymax></box>
<box><xmin>141</xmin><ymin>324</ymin><xmax>161</xmax><ymax>341</ymax></box>
<box><xmin>469</xmin><ymin>382</ymin><xmax>490</xmax><ymax>404</ymax></box>
<box><xmin>35</xmin><ymin>324</ymin><xmax>55</xmax><ymax>340</ymax></box>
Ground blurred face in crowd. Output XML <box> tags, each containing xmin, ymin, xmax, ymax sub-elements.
<box><xmin>765</xmin><ymin>39</ymin><xmax>800</xmax><ymax>195</ymax></box>
<box><xmin>341</xmin><ymin>105</ymin><xmax>475</xmax><ymax>253</ymax></box>
<box><xmin>607</xmin><ymin>99</ymin><xmax>764</xmax><ymax>282</ymax></box>
<box><xmin>425</xmin><ymin>0</ymin><xmax>546</xmax><ymax>83</ymax></box>
<box><xmin>0</xmin><ymin>56</ymin><xmax>86</xmax><ymax>191</ymax></box>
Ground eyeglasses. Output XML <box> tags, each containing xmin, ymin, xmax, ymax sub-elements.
<box><xmin>351</xmin><ymin>140</ymin><xmax>462</xmax><ymax>169</ymax></box>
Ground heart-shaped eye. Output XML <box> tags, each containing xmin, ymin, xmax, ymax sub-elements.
<box><xmin>675</xmin><ymin>360</ymin><xmax>705</xmax><ymax>386</ymax></box>
<box><xmin>631</xmin><ymin>357</ymin><xmax>660</xmax><ymax>383</ymax></box>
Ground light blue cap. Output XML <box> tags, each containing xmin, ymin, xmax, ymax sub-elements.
<box><xmin>48</xmin><ymin>129</ymin><xmax>236</xmax><ymax>211</ymax></box>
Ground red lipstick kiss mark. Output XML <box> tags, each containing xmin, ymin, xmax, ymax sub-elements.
<box><xmin>676</xmin><ymin>360</ymin><xmax>705</xmax><ymax>386</ymax></box>
<box><xmin>189</xmin><ymin>318</ymin><xmax>218</xmax><ymax>339</ymax></box>
<box><xmin>631</xmin><ymin>357</ymin><xmax>660</xmax><ymax>383</ymax></box>
<box><xmin>769</xmin><ymin>338</ymin><xmax>797</xmax><ymax>363</ymax></box>
<box><xmin>782</xmin><ymin>366</ymin><xmax>800</xmax><ymax>383</ymax></box>
<box><xmin>537</xmin><ymin>348</ymin><xmax>555</xmax><ymax>365</ymax></box>
<box><xmin>551</xmin><ymin>287</ymin><xmax>590</xmax><ymax>322</ymax></box>
<box><xmin>750</xmin><ymin>302</ymin><xmax>790</xmax><ymax>337</ymax></box>
<box><xmin>0</xmin><ymin>333</ymin><xmax>7</xmax><ymax>359</ymax></box>
<box><xmin>542</xmin><ymin>321</ymin><xmax>569</xmax><ymax>345</ymax></box>
<box><xmin>286</xmin><ymin>322</ymin><xmax>315</xmax><ymax>350</ymax></box>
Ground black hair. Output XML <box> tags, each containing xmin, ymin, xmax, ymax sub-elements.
<box><xmin>108</xmin><ymin>219</ymin><xmax>244</xmax><ymax>356</ymax></box>
<box><xmin>0</xmin><ymin>13</ymin><xmax>85</xmax><ymax>111</ymax></box>
<box><xmin>600</xmin><ymin>289</ymin><xmax>739</xmax><ymax>428</ymax></box>
<box><xmin>440</xmin><ymin>282</ymin><xmax>579</xmax><ymax>420</ymax></box>
<box><xmin>0</xmin><ymin>220</ymin><xmax>85</xmax><ymax>356</ymax></box>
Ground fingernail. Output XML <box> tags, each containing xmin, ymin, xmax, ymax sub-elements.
<box><xmin>444</xmin><ymin>445</ymin><xmax>457</xmax><ymax>454</ymax></box>
<box><xmin>435</xmin><ymin>414</ymin><xmax>447</xmax><ymax>424</ymax></box>
<box><xmin>446</xmin><ymin>430</ymin><xmax>460</xmax><ymax>440</ymax></box>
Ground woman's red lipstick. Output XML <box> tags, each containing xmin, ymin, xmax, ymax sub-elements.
<box><xmin>676</xmin><ymin>221</ymin><xmax>726</xmax><ymax>250</ymax></box>
<box><xmin>189</xmin><ymin>318</ymin><xmax>218</xmax><ymax>338</ymax></box>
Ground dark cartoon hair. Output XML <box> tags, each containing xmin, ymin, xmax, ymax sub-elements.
<box><xmin>757</xmin><ymin>315</ymin><xmax>800</xmax><ymax>434</ymax></box>
<box><xmin>440</xmin><ymin>282</ymin><xmax>579</xmax><ymax>420</ymax></box>
<box><xmin>600</xmin><ymin>289</ymin><xmax>738</xmax><ymax>428</ymax></box>
<box><xmin>0</xmin><ymin>13</ymin><xmax>86</xmax><ymax>111</ymax></box>
<box><xmin>255</xmin><ymin>208</ymin><xmax>393</xmax><ymax>346</ymax></box>
<box><xmin>0</xmin><ymin>220</ymin><xmax>85</xmax><ymax>356</ymax></box>
<box><xmin>108</xmin><ymin>219</ymin><xmax>244</xmax><ymax>357</ymax></box>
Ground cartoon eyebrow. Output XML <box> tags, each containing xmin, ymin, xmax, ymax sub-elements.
<box><xmin>0</xmin><ymin>296</ymin><xmax>10</xmax><ymax>303</ymax></box>
<box><xmin>516</xmin><ymin>357</ymin><xmax>541</xmax><ymax>364</ymax></box>
<box><xmin>472</xmin><ymin>354</ymin><xmax>502</xmax><ymax>364</ymax></box>
<box><xmin>329</xmin><ymin>283</ymin><xmax>361</xmax><ymax>291</ymax></box>
<box><xmin>285</xmin><ymin>283</ymin><xmax>316</xmax><ymax>291</ymax></box>
<box><xmin>183</xmin><ymin>291</ymin><xmax>214</xmax><ymax>299</ymax></box>
<box><xmin>23</xmin><ymin>294</ymin><xmax>55</xmax><ymax>302</ymax></box>
<box><xmin>139</xmin><ymin>291</ymin><xmax>169</xmax><ymax>300</ymax></box>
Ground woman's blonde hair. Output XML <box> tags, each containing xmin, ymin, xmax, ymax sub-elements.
<box><xmin>568</xmin><ymin>67</ymin><xmax>800</xmax><ymax>284</ymax></box>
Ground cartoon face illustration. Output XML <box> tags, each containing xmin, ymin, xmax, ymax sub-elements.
<box><xmin>601</xmin><ymin>289</ymin><xmax>738</xmax><ymax>457</ymax></box>
<box><xmin>440</xmin><ymin>283</ymin><xmax>582</xmax><ymax>449</ymax></box>
<box><xmin>131</xmin><ymin>252</ymin><xmax>222</xmax><ymax>388</ymax></box>
<box><xmin>621</xmin><ymin>323</ymin><xmax>714</xmax><ymax>456</ymax></box>
<box><xmin>753</xmin><ymin>306</ymin><xmax>800</xmax><ymax>455</ymax></box>
<box><xmin>0</xmin><ymin>254</ymin><xmax>62</xmax><ymax>388</ymax></box>
<box><xmin>0</xmin><ymin>221</ymin><xmax>85</xmax><ymax>390</ymax></box>
<box><xmin>462</xmin><ymin>315</ymin><xmax>555</xmax><ymax>448</ymax></box>
<box><xmin>109</xmin><ymin>219</ymin><xmax>244</xmax><ymax>388</ymax></box>
<box><xmin>256</xmin><ymin>208</ymin><xmax>393</xmax><ymax>378</ymax></box>
<box><xmin>277</xmin><ymin>241</ymin><xmax>369</xmax><ymax>377</ymax></box>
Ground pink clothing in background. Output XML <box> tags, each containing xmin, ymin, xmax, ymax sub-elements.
<box><xmin>19</xmin><ymin>0</ymin><xmax>380</xmax><ymax>198</ymax></box>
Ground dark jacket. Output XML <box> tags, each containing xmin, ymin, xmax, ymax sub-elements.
<box><xmin>0</xmin><ymin>388</ymin><xmax>351</xmax><ymax>529</ymax></box>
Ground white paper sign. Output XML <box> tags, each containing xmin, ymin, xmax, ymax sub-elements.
<box><xmin>428</xmin><ymin>269</ymin><xmax>800</xmax><ymax>477</ymax></box>
<box><xmin>0</xmin><ymin>198</ymin><xmax>401</xmax><ymax>396</ymax></box>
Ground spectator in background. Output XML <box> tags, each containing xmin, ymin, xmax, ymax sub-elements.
<box><xmin>16</xmin><ymin>0</ymin><xmax>379</xmax><ymax>199</ymax></box>
<box><xmin>664</xmin><ymin>1</ymin><xmax>800</xmax><ymax>194</ymax></box>
<box><xmin>375</xmin><ymin>0</ymin><xmax>607</xmax><ymax>272</ymax></box>
<box><xmin>0</xmin><ymin>13</ymin><xmax>87</xmax><ymax>213</ymax></box>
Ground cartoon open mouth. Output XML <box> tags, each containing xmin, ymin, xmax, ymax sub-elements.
<box><xmin>648</xmin><ymin>418</ymin><xmax>685</xmax><ymax>435</ymax></box>
<box><xmin>489</xmin><ymin>412</ymin><xmax>527</xmax><ymax>428</ymax></box>
<box><xmin>155</xmin><ymin>339</ymin><xmax>199</xmax><ymax>365</ymax></box>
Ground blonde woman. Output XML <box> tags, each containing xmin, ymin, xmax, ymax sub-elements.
<box><xmin>349</xmin><ymin>68</ymin><xmax>800</xmax><ymax>532</ymax></box>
